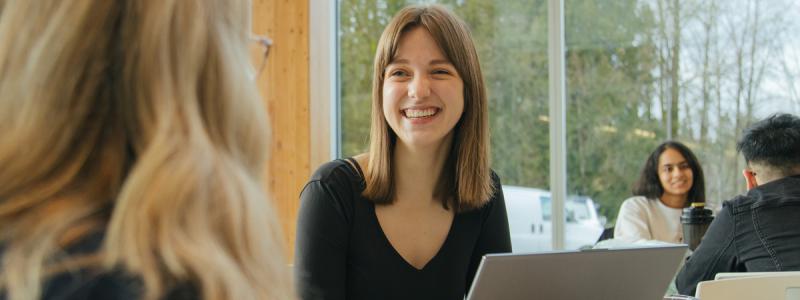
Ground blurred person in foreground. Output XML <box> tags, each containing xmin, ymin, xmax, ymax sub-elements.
<box><xmin>676</xmin><ymin>113</ymin><xmax>800</xmax><ymax>295</ymax></box>
<box><xmin>0</xmin><ymin>0</ymin><xmax>293</xmax><ymax>299</ymax></box>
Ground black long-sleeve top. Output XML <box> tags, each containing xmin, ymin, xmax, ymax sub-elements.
<box><xmin>294</xmin><ymin>159</ymin><xmax>512</xmax><ymax>300</ymax></box>
<box><xmin>0</xmin><ymin>230</ymin><xmax>197</xmax><ymax>300</ymax></box>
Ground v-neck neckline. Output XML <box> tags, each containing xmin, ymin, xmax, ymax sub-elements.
<box><xmin>343</xmin><ymin>157</ymin><xmax>457</xmax><ymax>271</ymax></box>
<box><xmin>369</xmin><ymin>202</ymin><xmax>457</xmax><ymax>271</ymax></box>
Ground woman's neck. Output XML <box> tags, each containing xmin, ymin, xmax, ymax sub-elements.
<box><xmin>659</xmin><ymin>193</ymin><xmax>688</xmax><ymax>209</ymax></box>
<box><xmin>392</xmin><ymin>134</ymin><xmax>453</xmax><ymax>207</ymax></box>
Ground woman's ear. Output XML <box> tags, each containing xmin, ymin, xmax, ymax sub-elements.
<box><xmin>742</xmin><ymin>168</ymin><xmax>758</xmax><ymax>190</ymax></box>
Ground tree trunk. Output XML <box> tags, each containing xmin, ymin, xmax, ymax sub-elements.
<box><xmin>669</xmin><ymin>0</ymin><xmax>681</xmax><ymax>139</ymax></box>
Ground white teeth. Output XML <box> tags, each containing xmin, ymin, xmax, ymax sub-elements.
<box><xmin>405</xmin><ymin>108</ymin><xmax>437</xmax><ymax>118</ymax></box>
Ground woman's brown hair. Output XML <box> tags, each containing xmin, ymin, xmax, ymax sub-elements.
<box><xmin>363</xmin><ymin>4</ymin><xmax>493</xmax><ymax>212</ymax></box>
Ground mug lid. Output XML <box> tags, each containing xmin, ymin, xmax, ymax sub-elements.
<box><xmin>690</xmin><ymin>202</ymin><xmax>705</xmax><ymax>208</ymax></box>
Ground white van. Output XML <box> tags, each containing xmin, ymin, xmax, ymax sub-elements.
<box><xmin>502</xmin><ymin>185</ymin><xmax>605</xmax><ymax>253</ymax></box>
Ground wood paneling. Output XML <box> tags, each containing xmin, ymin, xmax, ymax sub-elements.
<box><xmin>253</xmin><ymin>0</ymin><xmax>309</xmax><ymax>260</ymax></box>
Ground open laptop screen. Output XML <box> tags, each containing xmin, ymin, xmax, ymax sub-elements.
<box><xmin>467</xmin><ymin>245</ymin><xmax>688</xmax><ymax>300</ymax></box>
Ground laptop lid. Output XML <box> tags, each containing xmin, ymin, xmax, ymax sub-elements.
<box><xmin>466</xmin><ymin>245</ymin><xmax>688</xmax><ymax>300</ymax></box>
<box><xmin>714</xmin><ymin>271</ymin><xmax>800</xmax><ymax>280</ymax></box>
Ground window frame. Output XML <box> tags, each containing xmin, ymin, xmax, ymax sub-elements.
<box><xmin>309</xmin><ymin>0</ymin><xmax>339</xmax><ymax>168</ymax></box>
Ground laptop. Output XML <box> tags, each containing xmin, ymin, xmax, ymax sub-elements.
<box><xmin>714</xmin><ymin>271</ymin><xmax>800</xmax><ymax>280</ymax></box>
<box><xmin>466</xmin><ymin>245</ymin><xmax>688</xmax><ymax>300</ymax></box>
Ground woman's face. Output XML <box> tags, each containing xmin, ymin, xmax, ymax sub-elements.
<box><xmin>382</xmin><ymin>26</ymin><xmax>464</xmax><ymax>149</ymax></box>
<box><xmin>657</xmin><ymin>148</ymin><xmax>694</xmax><ymax>199</ymax></box>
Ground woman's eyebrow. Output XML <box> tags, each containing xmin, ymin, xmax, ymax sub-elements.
<box><xmin>387</xmin><ymin>58</ymin><xmax>453</xmax><ymax>66</ymax></box>
<box><xmin>662</xmin><ymin>161</ymin><xmax>688</xmax><ymax>167</ymax></box>
<box><xmin>388</xmin><ymin>58</ymin><xmax>409</xmax><ymax>65</ymax></box>
<box><xmin>429</xmin><ymin>59</ymin><xmax>453</xmax><ymax>65</ymax></box>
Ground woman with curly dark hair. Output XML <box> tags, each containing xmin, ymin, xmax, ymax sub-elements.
<box><xmin>614</xmin><ymin>141</ymin><xmax>706</xmax><ymax>244</ymax></box>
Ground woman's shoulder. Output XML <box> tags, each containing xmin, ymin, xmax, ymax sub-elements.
<box><xmin>471</xmin><ymin>169</ymin><xmax>503</xmax><ymax>212</ymax></box>
<box><xmin>490</xmin><ymin>169</ymin><xmax>501</xmax><ymax>183</ymax></box>
<box><xmin>619</xmin><ymin>196</ymin><xmax>653</xmax><ymax>211</ymax></box>
<box><xmin>622</xmin><ymin>195</ymin><xmax>650</xmax><ymax>204</ymax></box>
<box><xmin>302</xmin><ymin>158</ymin><xmax>365</xmax><ymax>206</ymax></box>
<box><xmin>308</xmin><ymin>158</ymin><xmax>364</xmax><ymax>186</ymax></box>
<box><xmin>42</xmin><ymin>267</ymin><xmax>194</xmax><ymax>300</ymax></box>
<box><xmin>33</xmin><ymin>231</ymin><xmax>141</xmax><ymax>300</ymax></box>
<box><xmin>310</xmin><ymin>159</ymin><xmax>353</xmax><ymax>180</ymax></box>
<box><xmin>43</xmin><ymin>270</ymin><xmax>142</xmax><ymax>300</ymax></box>
<box><xmin>37</xmin><ymin>230</ymin><xmax>197</xmax><ymax>300</ymax></box>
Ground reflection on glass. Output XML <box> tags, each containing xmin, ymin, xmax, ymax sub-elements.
<box><xmin>541</xmin><ymin>196</ymin><xmax>551</xmax><ymax>221</ymax></box>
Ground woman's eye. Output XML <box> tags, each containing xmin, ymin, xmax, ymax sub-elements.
<box><xmin>432</xmin><ymin>69</ymin><xmax>451</xmax><ymax>75</ymax></box>
<box><xmin>389</xmin><ymin>69</ymin><xmax>408</xmax><ymax>77</ymax></box>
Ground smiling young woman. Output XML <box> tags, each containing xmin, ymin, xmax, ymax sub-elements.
<box><xmin>294</xmin><ymin>4</ymin><xmax>511</xmax><ymax>300</ymax></box>
<box><xmin>613</xmin><ymin>141</ymin><xmax>707</xmax><ymax>244</ymax></box>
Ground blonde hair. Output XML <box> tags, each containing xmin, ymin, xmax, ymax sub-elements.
<box><xmin>0</xmin><ymin>1</ymin><xmax>293</xmax><ymax>299</ymax></box>
<box><xmin>363</xmin><ymin>4</ymin><xmax>493</xmax><ymax>211</ymax></box>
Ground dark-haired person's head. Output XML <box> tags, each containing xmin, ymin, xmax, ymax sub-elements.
<box><xmin>633</xmin><ymin>141</ymin><xmax>706</xmax><ymax>206</ymax></box>
<box><xmin>737</xmin><ymin>113</ymin><xmax>800</xmax><ymax>189</ymax></box>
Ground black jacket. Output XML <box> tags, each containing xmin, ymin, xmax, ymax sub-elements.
<box><xmin>675</xmin><ymin>174</ymin><xmax>800</xmax><ymax>295</ymax></box>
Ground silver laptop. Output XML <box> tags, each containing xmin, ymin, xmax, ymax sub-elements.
<box><xmin>714</xmin><ymin>271</ymin><xmax>800</xmax><ymax>280</ymax></box>
<box><xmin>466</xmin><ymin>245</ymin><xmax>688</xmax><ymax>300</ymax></box>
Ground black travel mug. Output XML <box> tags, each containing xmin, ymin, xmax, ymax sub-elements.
<box><xmin>681</xmin><ymin>202</ymin><xmax>714</xmax><ymax>251</ymax></box>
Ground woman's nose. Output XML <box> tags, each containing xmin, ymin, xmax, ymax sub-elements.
<box><xmin>408</xmin><ymin>76</ymin><xmax>430</xmax><ymax>99</ymax></box>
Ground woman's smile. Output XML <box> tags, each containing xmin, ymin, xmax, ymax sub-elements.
<box><xmin>402</xmin><ymin>107</ymin><xmax>441</xmax><ymax>125</ymax></box>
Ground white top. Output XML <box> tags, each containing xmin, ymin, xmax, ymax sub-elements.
<box><xmin>613</xmin><ymin>196</ymin><xmax>683</xmax><ymax>244</ymax></box>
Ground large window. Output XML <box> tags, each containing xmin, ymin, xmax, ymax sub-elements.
<box><xmin>337</xmin><ymin>0</ymin><xmax>800</xmax><ymax>252</ymax></box>
<box><xmin>564</xmin><ymin>0</ymin><xmax>800</xmax><ymax>229</ymax></box>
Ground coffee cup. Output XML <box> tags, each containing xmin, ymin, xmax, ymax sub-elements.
<box><xmin>681</xmin><ymin>202</ymin><xmax>714</xmax><ymax>251</ymax></box>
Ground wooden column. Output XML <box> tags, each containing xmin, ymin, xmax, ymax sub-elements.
<box><xmin>253</xmin><ymin>0</ymin><xmax>310</xmax><ymax>260</ymax></box>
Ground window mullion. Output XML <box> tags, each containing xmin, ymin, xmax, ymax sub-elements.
<box><xmin>547</xmin><ymin>0</ymin><xmax>567</xmax><ymax>250</ymax></box>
